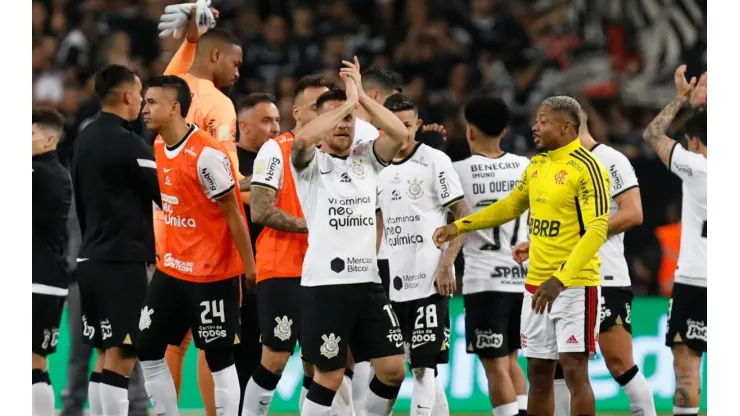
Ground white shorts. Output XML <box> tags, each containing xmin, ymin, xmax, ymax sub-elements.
<box><xmin>520</xmin><ymin>285</ymin><xmax>601</xmax><ymax>360</ymax></box>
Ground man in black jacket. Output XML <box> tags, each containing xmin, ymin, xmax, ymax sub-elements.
<box><xmin>32</xmin><ymin>107</ymin><xmax>73</xmax><ymax>416</ymax></box>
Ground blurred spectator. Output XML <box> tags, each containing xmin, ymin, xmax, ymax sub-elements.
<box><xmin>37</xmin><ymin>0</ymin><xmax>706</xmax><ymax>295</ymax></box>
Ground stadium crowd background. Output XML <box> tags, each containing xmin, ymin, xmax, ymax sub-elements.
<box><xmin>31</xmin><ymin>0</ymin><xmax>706</xmax><ymax>295</ymax></box>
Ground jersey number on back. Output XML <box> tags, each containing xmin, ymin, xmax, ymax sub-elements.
<box><xmin>701</xmin><ymin>220</ymin><xmax>707</xmax><ymax>238</ymax></box>
<box><xmin>477</xmin><ymin>199</ymin><xmax>520</xmax><ymax>251</ymax></box>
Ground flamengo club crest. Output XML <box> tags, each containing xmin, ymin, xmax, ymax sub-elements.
<box><xmin>351</xmin><ymin>159</ymin><xmax>366</xmax><ymax>179</ymax></box>
<box><xmin>407</xmin><ymin>178</ymin><xmax>424</xmax><ymax>200</ymax></box>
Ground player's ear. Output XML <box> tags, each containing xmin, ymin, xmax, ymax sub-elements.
<box><xmin>415</xmin><ymin>118</ymin><xmax>423</xmax><ymax>128</ymax></box>
<box><xmin>122</xmin><ymin>90</ymin><xmax>132</xmax><ymax>106</ymax></box>
<box><xmin>292</xmin><ymin>106</ymin><xmax>300</xmax><ymax>123</ymax></box>
<box><xmin>239</xmin><ymin>119</ymin><xmax>249</xmax><ymax>133</ymax></box>
<box><xmin>211</xmin><ymin>47</ymin><xmax>221</xmax><ymax>63</ymax></box>
<box><xmin>500</xmin><ymin>127</ymin><xmax>508</xmax><ymax>138</ymax></box>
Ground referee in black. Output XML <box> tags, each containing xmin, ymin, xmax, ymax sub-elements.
<box><xmin>32</xmin><ymin>108</ymin><xmax>73</xmax><ymax>416</ymax></box>
<box><xmin>71</xmin><ymin>64</ymin><xmax>161</xmax><ymax>416</ymax></box>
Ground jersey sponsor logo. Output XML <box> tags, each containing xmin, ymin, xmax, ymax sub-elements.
<box><xmin>554</xmin><ymin>170</ymin><xmax>568</xmax><ymax>185</ymax></box>
<box><xmin>567</xmin><ymin>160</ymin><xmax>584</xmax><ymax>173</ymax></box>
<box><xmin>139</xmin><ymin>306</ymin><xmax>154</xmax><ymax>331</ymax></box>
<box><xmin>351</xmin><ymin>159</ymin><xmax>367</xmax><ymax>179</ymax></box>
<box><xmin>161</xmin><ymin>194</ymin><xmax>179</xmax><ymax>205</ymax></box>
<box><xmin>470</xmin><ymin>161</ymin><xmax>522</xmax><ymax>179</ymax></box>
<box><xmin>263</xmin><ymin>157</ymin><xmax>280</xmax><ymax>183</ymax></box>
<box><xmin>100</xmin><ymin>319</ymin><xmax>113</xmax><ymax>340</ymax></box>
<box><xmin>327</xmin><ymin>197</ymin><xmax>374</xmax><ymax>230</ymax></box>
<box><xmin>391</xmin><ymin>189</ymin><xmax>402</xmax><ymax>201</ymax></box>
<box><xmin>185</xmin><ymin>146</ymin><xmax>197</xmax><ymax>157</ymax></box>
<box><xmin>163</xmin><ymin>253</ymin><xmax>194</xmax><ymax>273</ymax></box>
<box><xmin>392</xmin><ymin>272</ymin><xmax>427</xmax><ymax>291</ymax></box>
<box><xmin>273</xmin><ymin>316</ymin><xmax>293</xmax><ymax>341</ymax></box>
<box><xmin>412</xmin><ymin>156</ymin><xmax>429</xmax><ymax>167</ymax></box>
<box><xmin>340</xmin><ymin>172</ymin><xmax>352</xmax><ymax>182</ymax></box>
<box><xmin>391</xmin><ymin>173</ymin><xmax>402</xmax><ymax>184</ymax></box>
<box><xmin>164</xmin><ymin>176</ymin><xmax>172</xmax><ymax>186</ymax></box>
<box><xmin>41</xmin><ymin>328</ymin><xmax>59</xmax><ymax>350</ymax></box>
<box><xmin>198</xmin><ymin>300</ymin><xmax>228</xmax><ymax>343</ymax></box>
<box><xmin>320</xmin><ymin>333</ymin><xmax>341</xmax><ymax>358</ymax></box>
<box><xmin>407</xmin><ymin>178</ymin><xmax>424</xmax><ymax>200</ymax></box>
<box><xmin>384</xmin><ymin>223</ymin><xmax>423</xmax><ymax>247</ymax></box>
<box><xmin>330</xmin><ymin>256</ymin><xmax>372</xmax><ymax>273</ymax></box>
<box><xmin>199</xmin><ymin>325</ymin><xmax>228</xmax><ymax>343</ymax></box>
<box><xmin>490</xmin><ymin>265</ymin><xmax>527</xmax><ymax>281</ymax></box>
<box><xmin>472</xmin><ymin>180</ymin><xmax>519</xmax><ymax>195</ymax></box>
<box><xmin>201</xmin><ymin>167</ymin><xmax>218</xmax><ymax>191</ymax></box>
<box><xmin>163</xmin><ymin>212</ymin><xmax>197</xmax><ymax>228</ymax></box>
<box><xmin>437</xmin><ymin>172</ymin><xmax>451</xmax><ymax>199</ymax></box>
<box><xmin>531</xmin><ymin>170</ymin><xmax>538</xmax><ymax>178</ymax></box>
<box><xmin>685</xmin><ymin>319</ymin><xmax>707</xmax><ymax>341</ymax></box>
<box><xmin>82</xmin><ymin>315</ymin><xmax>95</xmax><ymax>340</ymax></box>
<box><xmin>609</xmin><ymin>164</ymin><xmax>624</xmax><ymax>191</ymax></box>
<box><xmin>386</xmin><ymin>328</ymin><xmax>404</xmax><ymax>348</ymax></box>
<box><xmin>474</xmin><ymin>329</ymin><xmax>503</xmax><ymax>349</ymax></box>
<box><xmin>411</xmin><ymin>332</ymin><xmax>436</xmax><ymax>349</ymax></box>
<box><xmin>673</xmin><ymin>162</ymin><xmax>693</xmax><ymax>177</ymax></box>
<box><xmin>528</xmin><ymin>217</ymin><xmax>561</xmax><ymax>237</ymax></box>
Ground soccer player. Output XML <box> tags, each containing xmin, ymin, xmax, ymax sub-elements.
<box><xmin>514</xmin><ymin>110</ymin><xmax>657</xmax><ymax>416</ymax></box>
<box><xmin>241</xmin><ymin>75</ymin><xmax>330</xmax><ymax>416</ymax></box>
<box><xmin>452</xmin><ymin>97</ymin><xmax>529</xmax><ymax>416</ymax></box>
<box><xmin>291</xmin><ymin>59</ymin><xmax>408</xmax><ymax>416</ymax></box>
<box><xmin>642</xmin><ymin>66</ymin><xmax>707</xmax><ymax>416</ymax></box>
<box><xmin>376</xmin><ymin>93</ymin><xmax>468</xmax><ymax>416</ymax></box>
<box><xmin>32</xmin><ymin>108</ymin><xmax>72</xmax><ymax>416</ymax></box>
<box><xmin>157</xmin><ymin>12</ymin><xmax>248</xmax><ymax>414</ymax></box>
<box><xmin>434</xmin><ymin>96</ymin><xmax>610</xmax><ymax>416</ymax></box>
<box><xmin>71</xmin><ymin>64</ymin><xmax>161</xmax><ymax>416</ymax></box>
<box><xmin>137</xmin><ymin>75</ymin><xmax>255</xmax><ymax>416</ymax></box>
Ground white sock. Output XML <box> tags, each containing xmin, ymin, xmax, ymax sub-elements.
<box><xmin>517</xmin><ymin>394</ymin><xmax>528</xmax><ymax>412</ymax></box>
<box><xmin>331</xmin><ymin>375</ymin><xmax>355</xmax><ymax>415</ymax></box>
<box><xmin>88</xmin><ymin>374</ymin><xmax>103</xmax><ymax>416</ymax></box>
<box><xmin>32</xmin><ymin>381</ymin><xmax>54</xmax><ymax>416</ymax></box>
<box><xmin>242</xmin><ymin>365</ymin><xmax>282</xmax><ymax>416</ymax></box>
<box><xmin>493</xmin><ymin>402</ymin><xmax>519</xmax><ymax>416</ymax></box>
<box><xmin>302</xmin><ymin>398</ymin><xmax>332</xmax><ymax>416</ymax></box>
<box><xmin>553</xmin><ymin>379</ymin><xmax>571</xmax><ymax>416</ymax></box>
<box><xmin>353</xmin><ymin>362</ymin><xmax>372</xmax><ymax>415</ymax></box>
<box><xmin>140</xmin><ymin>359</ymin><xmax>180</xmax><ymax>416</ymax></box>
<box><xmin>673</xmin><ymin>406</ymin><xmax>700</xmax><ymax>415</ymax></box>
<box><xmin>213</xmin><ymin>364</ymin><xmax>241</xmax><ymax>416</ymax></box>
<box><xmin>410</xmin><ymin>368</ymin><xmax>435</xmax><ymax>415</ymax></box>
<box><xmin>431</xmin><ymin>377</ymin><xmax>449</xmax><ymax>416</ymax></box>
<box><xmin>100</xmin><ymin>370</ymin><xmax>129</xmax><ymax>416</ymax></box>
<box><xmin>365</xmin><ymin>377</ymin><xmax>400</xmax><ymax>416</ymax></box>
<box><xmin>299</xmin><ymin>376</ymin><xmax>312</xmax><ymax>411</ymax></box>
<box><xmin>621</xmin><ymin>370</ymin><xmax>657</xmax><ymax>416</ymax></box>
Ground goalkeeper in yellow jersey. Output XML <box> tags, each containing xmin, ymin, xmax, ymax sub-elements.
<box><xmin>434</xmin><ymin>96</ymin><xmax>610</xmax><ymax>416</ymax></box>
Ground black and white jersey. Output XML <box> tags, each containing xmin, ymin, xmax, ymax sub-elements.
<box><xmin>453</xmin><ymin>153</ymin><xmax>529</xmax><ymax>294</ymax></box>
<box><xmin>668</xmin><ymin>144</ymin><xmax>707</xmax><ymax>287</ymax></box>
<box><xmin>292</xmin><ymin>140</ymin><xmax>385</xmax><ymax>287</ymax></box>
<box><xmin>32</xmin><ymin>151</ymin><xmax>72</xmax><ymax>294</ymax></box>
<box><xmin>591</xmin><ymin>144</ymin><xmax>639</xmax><ymax>287</ymax></box>
<box><xmin>376</xmin><ymin>143</ymin><xmax>464</xmax><ymax>302</ymax></box>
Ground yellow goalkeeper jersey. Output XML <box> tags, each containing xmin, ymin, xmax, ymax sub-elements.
<box><xmin>454</xmin><ymin>138</ymin><xmax>610</xmax><ymax>287</ymax></box>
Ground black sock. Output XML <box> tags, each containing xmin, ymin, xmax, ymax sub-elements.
<box><xmin>518</xmin><ymin>411</ymin><xmax>527</xmax><ymax>416</ymax></box>
<box><xmin>306</xmin><ymin>382</ymin><xmax>336</xmax><ymax>406</ymax></box>
<box><xmin>369</xmin><ymin>375</ymin><xmax>401</xmax><ymax>400</ymax></box>
<box><xmin>252</xmin><ymin>364</ymin><xmax>281</xmax><ymax>390</ymax></box>
<box><xmin>302</xmin><ymin>375</ymin><xmax>313</xmax><ymax>390</ymax></box>
<box><xmin>345</xmin><ymin>367</ymin><xmax>354</xmax><ymax>380</ymax></box>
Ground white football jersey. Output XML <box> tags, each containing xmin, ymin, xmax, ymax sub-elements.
<box><xmin>454</xmin><ymin>153</ymin><xmax>529</xmax><ymax>294</ymax></box>
<box><xmin>292</xmin><ymin>140</ymin><xmax>385</xmax><ymax>287</ymax></box>
<box><xmin>668</xmin><ymin>144</ymin><xmax>707</xmax><ymax>287</ymax></box>
<box><xmin>353</xmin><ymin>117</ymin><xmax>388</xmax><ymax>259</ymax></box>
<box><xmin>591</xmin><ymin>144</ymin><xmax>639</xmax><ymax>287</ymax></box>
<box><xmin>376</xmin><ymin>143</ymin><xmax>464</xmax><ymax>302</ymax></box>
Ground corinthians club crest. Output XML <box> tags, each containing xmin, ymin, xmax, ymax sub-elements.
<box><xmin>407</xmin><ymin>178</ymin><xmax>424</xmax><ymax>200</ymax></box>
<box><xmin>350</xmin><ymin>159</ymin><xmax>366</xmax><ymax>179</ymax></box>
<box><xmin>320</xmin><ymin>333</ymin><xmax>341</xmax><ymax>358</ymax></box>
<box><xmin>273</xmin><ymin>316</ymin><xmax>293</xmax><ymax>341</ymax></box>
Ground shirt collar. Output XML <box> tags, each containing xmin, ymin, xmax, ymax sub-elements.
<box><xmin>32</xmin><ymin>150</ymin><xmax>58</xmax><ymax>162</ymax></box>
<box><xmin>99</xmin><ymin>111</ymin><xmax>133</xmax><ymax>132</ymax></box>
<box><xmin>548</xmin><ymin>138</ymin><xmax>581</xmax><ymax>160</ymax></box>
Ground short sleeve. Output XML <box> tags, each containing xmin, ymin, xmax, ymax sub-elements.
<box><xmin>608</xmin><ymin>151</ymin><xmax>639</xmax><ymax>198</ymax></box>
<box><xmin>251</xmin><ymin>140</ymin><xmax>283</xmax><ymax>191</ymax></box>
<box><xmin>433</xmin><ymin>154</ymin><xmax>465</xmax><ymax>207</ymax></box>
<box><xmin>356</xmin><ymin>139</ymin><xmax>386</xmax><ymax>175</ymax></box>
<box><xmin>197</xmin><ymin>146</ymin><xmax>235</xmax><ymax>200</ymax></box>
<box><xmin>669</xmin><ymin>143</ymin><xmax>707</xmax><ymax>183</ymax></box>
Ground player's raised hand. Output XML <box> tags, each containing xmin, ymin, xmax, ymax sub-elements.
<box><xmin>339</xmin><ymin>56</ymin><xmax>366</xmax><ymax>97</ymax></box>
<box><xmin>434</xmin><ymin>264</ymin><xmax>456</xmax><ymax>297</ymax></box>
<box><xmin>690</xmin><ymin>72</ymin><xmax>707</xmax><ymax>109</ymax></box>
<box><xmin>342</xmin><ymin>73</ymin><xmax>359</xmax><ymax>105</ymax></box>
<box><xmin>422</xmin><ymin>123</ymin><xmax>447</xmax><ymax>136</ymax></box>
<box><xmin>674</xmin><ymin>65</ymin><xmax>697</xmax><ymax>101</ymax></box>
<box><xmin>432</xmin><ymin>224</ymin><xmax>458</xmax><ymax>249</ymax></box>
<box><xmin>531</xmin><ymin>276</ymin><xmax>565</xmax><ymax>314</ymax></box>
<box><xmin>512</xmin><ymin>241</ymin><xmax>530</xmax><ymax>265</ymax></box>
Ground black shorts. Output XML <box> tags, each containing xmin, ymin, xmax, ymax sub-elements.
<box><xmin>392</xmin><ymin>294</ymin><xmax>450</xmax><ymax>369</ymax></box>
<box><xmin>77</xmin><ymin>260</ymin><xmax>149</xmax><ymax>350</ymax></box>
<box><xmin>666</xmin><ymin>282</ymin><xmax>707</xmax><ymax>353</ymax></box>
<box><xmin>32</xmin><ymin>293</ymin><xmax>66</xmax><ymax>356</ymax></box>
<box><xmin>256</xmin><ymin>277</ymin><xmax>302</xmax><ymax>353</ymax></box>
<box><xmin>600</xmin><ymin>286</ymin><xmax>633</xmax><ymax>334</ymax></box>
<box><xmin>301</xmin><ymin>283</ymin><xmax>404</xmax><ymax>371</ymax></box>
<box><xmin>138</xmin><ymin>270</ymin><xmax>241</xmax><ymax>351</ymax></box>
<box><xmin>464</xmin><ymin>291</ymin><xmax>523</xmax><ymax>359</ymax></box>
<box><xmin>378</xmin><ymin>259</ymin><xmax>390</xmax><ymax>298</ymax></box>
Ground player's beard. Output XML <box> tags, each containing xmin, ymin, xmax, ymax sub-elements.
<box><xmin>326</xmin><ymin>135</ymin><xmax>353</xmax><ymax>154</ymax></box>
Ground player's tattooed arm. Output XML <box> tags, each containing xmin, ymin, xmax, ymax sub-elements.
<box><xmin>440</xmin><ymin>199</ymin><xmax>470</xmax><ymax>265</ymax></box>
<box><xmin>238</xmin><ymin>176</ymin><xmax>251</xmax><ymax>191</ymax></box>
<box><xmin>251</xmin><ymin>185</ymin><xmax>308</xmax><ymax>233</ymax></box>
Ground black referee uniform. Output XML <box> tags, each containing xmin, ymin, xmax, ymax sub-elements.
<box><xmin>33</xmin><ymin>150</ymin><xmax>72</xmax><ymax>357</ymax></box>
<box><xmin>71</xmin><ymin>112</ymin><xmax>161</xmax><ymax>351</ymax></box>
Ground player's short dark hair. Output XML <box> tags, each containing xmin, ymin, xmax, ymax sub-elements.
<box><xmin>464</xmin><ymin>96</ymin><xmax>511</xmax><ymax>138</ymax></box>
<box><xmin>32</xmin><ymin>107</ymin><xmax>65</xmax><ymax>131</ymax></box>
<box><xmin>238</xmin><ymin>93</ymin><xmax>276</xmax><ymax>112</ymax></box>
<box><xmin>198</xmin><ymin>27</ymin><xmax>242</xmax><ymax>47</ymax></box>
<box><xmin>684</xmin><ymin>111</ymin><xmax>707</xmax><ymax>145</ymax></box>
<box><xmin>145</xmin><ymin>75</ymin><xmax>192</xmax><ymax>117</ymax></box>
<box><xmin>294</xmin><ymin>74</ymin><xmax>332</xmax><ymax>99</ymax></box>
<box><xmin>384</xmin><ymin>93</ymin><xmax>416</xmax><ymax>113</ymax></box>
<box><xmin>315</xmin><ymin>89</ymin><xmax>347</xmax><ymax>110</ymax></box>
<box><xmin>94</xmin><ymin>64</ymin><xmax>138</xmax><ymax>104</ymax></box>
<box><xmin>361</xmin><ymin>67</ymin><xmax>403</xmax><ymax>95</ymax></box>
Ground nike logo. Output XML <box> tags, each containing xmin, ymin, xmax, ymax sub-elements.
<box><xmin>258</xmin><ymin>401</ymin><xmax>270</xmax><ymax>406</ymax></box>
<box><xmin>417</xmin><ymin>405</ymin><xmax>431</xmax><ymax>409</ymax></box>
<box><xmin>76</xmin><ymin>258</ymin><xmax>89</xmax><ymax>263</ymax></box>
<box><xmin>411</xmin><ymin>342</ymin><xmax>428</xmax><ymax>349</ymax></box>
<box><xmin>320</xmin><ymin>169</ymin><xmax>333</xmax><ymax>174</ymax></box>
<box><xmin>204</xmin><ymin>336</ymin><xmax>220</xmax><ymax>343</ymax></box>
<box><xmin>395</xmin><ymin>341</ymin><xmax>404</xmax><ymax>348</ymax></box>
<box><xmin>163</xmin><ymin>167</ymin><xmax>173</xmax><ymax>173</ymax></box>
